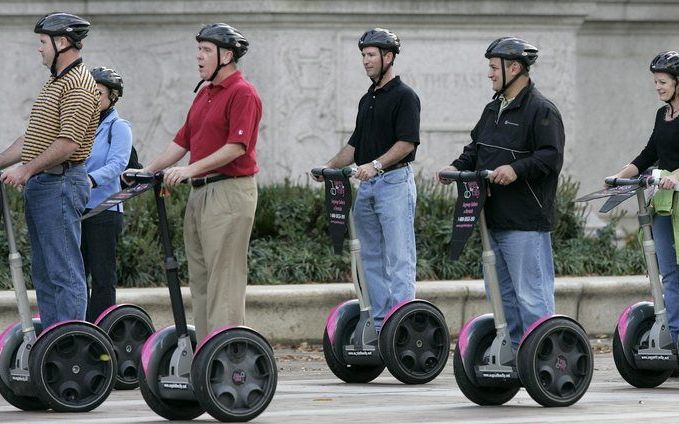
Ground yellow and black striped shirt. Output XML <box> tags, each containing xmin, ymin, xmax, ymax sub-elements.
<box><xmin>22</xmin><ymin>62</ymin><xmax>99</xmax><ymax>163</ymax></box>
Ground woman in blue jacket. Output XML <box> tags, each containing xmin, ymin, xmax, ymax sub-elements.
<box><xmin>81</xmin><ymin>67</ymin><xmax>132</xmax><ymax>322</ymax></box>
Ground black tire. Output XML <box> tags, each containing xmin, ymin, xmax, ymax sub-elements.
<box><xmin>192</xmin><ymin>329</ymin><xmax>277</xmax><ymax>422</ymax></box>
<box><xmin>379</xmin><ymin>302</ymin><xmax>450</xmax><ymax>384</ymax></box>
<box><xmin>138</xmin><ymin>365</ymin><xmax>204</xmax><ymax>421</ymax></box>
<box><xmin>0</xmin><ymin>322</ymin><xmax>48</xmax><ymax>411</ymax></box>
<box><xmin>517</xmin><ymin>318</ymin><xmax>592</xmax><ymax>407</ymax></box>
<box><xmin>29</xmin><ymin>323</ymin><xmax>116</xmax><ymax>412</ymax></box>
<box><xmin>322</xmin><ymin>321</ymin><xmax>385</xmax><ymax>383</ymax></box>
<box><xmin>97</xmin><ymin>306</ymin><xmax>155</xmax><ymax>390</ymax></box>
<box><xmin>612</xmin><ymin>323</ymin><xmax>673</xmax><ymax>388</ymax></box>
<box><xmin>0</xmin><ymin>371</ymin><xmax>48</xmax><ymax>411</ymax></box>
<box><xmin>452</xmin><ymin>336</ymin><xmax>519</xmax><ymax>405</ymax></box>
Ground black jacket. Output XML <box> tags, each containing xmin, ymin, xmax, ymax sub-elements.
<box><xmin>452</xmin><ymin>82</ymin><xmax>565</xmax><ymax>231</ymax></box>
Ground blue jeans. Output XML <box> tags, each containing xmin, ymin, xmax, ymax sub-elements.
<box><xmin>353</xmin><ymin>166</ymin><xmax>416</xmax><ymax>331</ymax></box>
<box><xmin>24</xmin><ymin>165</ymin><xmax>90</xmax><ymax>328</ymax></box>
<box><xmin>486</xmin><ymin>230</ymin><xmax>555</xmax><ymax>346</ymax></box>
<box><xmin>652</xmin><ymin>215</ymin><xmax>679</xmax><ymax>343</ymax></box>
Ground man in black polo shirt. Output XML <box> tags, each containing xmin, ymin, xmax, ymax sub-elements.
<box><xmin>314</xmin><ymin>28</ymin><xmax>420</xmax><ymax>331</ymax></box>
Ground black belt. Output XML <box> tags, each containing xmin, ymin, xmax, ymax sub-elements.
<box><xmin>382</xmin><ymin>162</ymin><xmax>409</xmax><ymax>173</ymax></box>
<box><xmin>43</xmin><ymin>160</ymin><xmax>85</xmax><ymax>175</ymax></box>
<box><xmin>190</xmin><ymin>174</ymin><xmax>250</xmax><ymax>188</ymax></box>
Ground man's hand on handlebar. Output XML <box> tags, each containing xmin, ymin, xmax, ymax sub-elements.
<box><xmin>659</xmin><ymin>173</ymin><xmax>679</xmax><ymax>190</ymax></box>
<box><xmin>436</xmin><ymin>165</ymin><xmax>457</xmax><ymax>185</ymax></box>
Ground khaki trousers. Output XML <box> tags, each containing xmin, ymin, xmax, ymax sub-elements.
<box><xmin>183</xmin><ymin>176</ymin><xmax>257</xmax><ymax>341</ymax></box>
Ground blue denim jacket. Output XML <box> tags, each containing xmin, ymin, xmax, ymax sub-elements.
<box><xmin>85</xmin><ymin>108</ymin><xmax>132</xmax><ymax>211</ymax></box>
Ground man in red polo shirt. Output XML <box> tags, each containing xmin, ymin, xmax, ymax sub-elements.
<box><xmin>138</xmin><ymin>23</ymin><xmax>261</xmax><ymax>341</ymax></box>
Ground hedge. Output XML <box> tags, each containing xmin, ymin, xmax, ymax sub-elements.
<box><xmin>0</xmin><ymin>176</ymin><xmax>643</xmax><ymax>289</ymax></box>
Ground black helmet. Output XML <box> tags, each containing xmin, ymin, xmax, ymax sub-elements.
<box><xmin>650</xmin><ymin>51</ymin><xmax>679</xmax><ymax>76</ymax></box>
<box><xmin>358</xmin><ymin>28</ymin><xmax>400</xmax><ymax>54</ymax></box>
<box><xmin>196</xmin><ymin>23</ymin><xmax>249</xmax><ymax>58</ymax></box>
<box><xmin>485</xmin><ymin>37</ymin><xmax>538</xmax><ymax>67</ymax></box>
<box><xmin>34</xmin><ymin>12</ymin><xmax>90</xmax><ymax>47</ymax></box>
<box><xmin>91</xmin><ymin>67</ymin><xmax>124</xmax><ymax>98</ymax></box>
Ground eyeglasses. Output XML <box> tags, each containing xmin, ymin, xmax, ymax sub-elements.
<box><xmin>96</xmin><ymin>90</ymin><xmax>104</xmax><ymax>96</ymax></box>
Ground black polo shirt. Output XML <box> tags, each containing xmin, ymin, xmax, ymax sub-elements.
<box><xmin>348</xmin><ymin>76</ymin><xmax>421</xmax><ymax>166</ymax></box>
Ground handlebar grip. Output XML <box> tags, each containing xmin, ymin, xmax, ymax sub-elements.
<box><xmin>438</xmin><ymin>170</ymin><xmax>493</xmax><ymax>182</ymax></box>
<box><xmin>310</xmin><ymin>167</ymin><xmax>355</xmax><ymax>178</ymax></box>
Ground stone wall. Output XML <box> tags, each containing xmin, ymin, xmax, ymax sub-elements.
<box><xmin>0</xmin><ymin>0</ymin><xmax>678</xmax><ymax>199</ymax></box>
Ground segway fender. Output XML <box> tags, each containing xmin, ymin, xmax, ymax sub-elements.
<box><xmin>195</xmin><ymin>325</ymin><xmax>273</xmax><ymax>356</ymax></box>
<box><xmin>94</xmin><ymin>303</ymin><xmax>149</xmax><ymax>326</ymax></box>
<box><xmin>325</xmin><ymin>299</ymin><xmax>360</xmax><ymax>357</ymax></box>
<box><xmin>0</xmin><ymin>318</ymin><xmax>41</xmax><ymax>388</ymax></box>
<box><xmin>616</xmin><ymin>301</ymin><xmax>655</xmax><ymax>365</ymax></box>
<box><xmin>457</xmin><ymin>314</ymin><xmax>495</xmax><ymax>379</ymax></box>
<box><xmin>37</xmin><ymin>320</ymin><xmax>106</xmax><ymax>340</ymax></box>
<box><xmin>382</xmin><ymin>299</ymin><xmax>444</xmax><ymax>330</ymax></box>
<box><xmin>140</xmin><ymin>325</ymin><xmax>196</xmax><ymax>399</ymax></box>
<box><xmin>517</xmin><ymin>314</ymin><xmax>587</xmax><ymax>352</ymax></box>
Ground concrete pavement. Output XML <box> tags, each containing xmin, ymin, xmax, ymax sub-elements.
<box><xmin>2</xmin><ymin>342</ymin><xmax>679</xmax><ymax>423</ymax></box>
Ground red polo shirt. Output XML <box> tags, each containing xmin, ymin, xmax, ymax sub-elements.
<box><xmin>174</xmin><ymin>70</ymin><xmax>261</xmax><ymax>177</ymax></box>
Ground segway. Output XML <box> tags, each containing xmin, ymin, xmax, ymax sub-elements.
<box><xmin>84</xmin><ymin>171</ymin><xmax>277</xmax><ymax>422</ymax></box>
<box><xmin>576</xmin><ymin>171</ymin><xmax>677</xmax><ymax>388</ymax></box>
<box><xmin>312</xmin><ymin>167</ymin><xmax>450</xmax><ymax>385</ymax></box>
<box><xmin>0</xmin><ymin>183</ymin><xmax>117</xmax><ymax>412</ymax></box>
<box><xmin>439</xmin><ymin>170</ymin><xmax>593</xmax><ymax>407</ymax></box>
<box><xmin>93</xmin><ymin>303</ymin><xmax>155</xmax><ymax>390</ymax></box>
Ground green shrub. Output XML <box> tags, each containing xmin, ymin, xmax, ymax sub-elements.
<box><xmin>0</xmin><ymin>176</ymin><xmax>643</xmax><ymax>289</ymax></box>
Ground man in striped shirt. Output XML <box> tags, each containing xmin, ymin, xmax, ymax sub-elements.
<box><xmin>0</xmin><ymin>13</ymin><xmax>98</xmax><ymax>327</ymax></box>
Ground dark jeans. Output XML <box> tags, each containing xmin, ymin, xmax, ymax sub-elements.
<box><xmin>24</xmin><ymin>166</ymin><xmax>89</xmax><ymax>328</ymax></box>
<box><xmin>81</xmin><ymin>209</ymin><xmax>123</xmax><ymax>322</ymax></box>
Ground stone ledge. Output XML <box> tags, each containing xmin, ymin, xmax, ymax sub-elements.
<box><xmin>0</xmin><ymin>275</ymin><xmax>650</xmax><ymax>343</ymax></box>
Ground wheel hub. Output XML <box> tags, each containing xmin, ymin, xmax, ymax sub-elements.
<box><xmin>232</xmin><ymin>369</ymin><xmax>247</xmax><ymax>385</ymax></box>
<box><xmin>416</xmin><ymin>340</ymin><xmax>423</xmax><ymax>348</ymax></box>
<box><xmin>125</xmin><ymin>344</ymin><xmax>133</xmax><ymax>353</ymax></box>
<box><xmin>555</xmin><ymin>354</ymin><xmax>567</xmax><ymax>371</ymax></box>
<box><xmin>72</xmin><ymin>365</ymin><xmax>80</xmax><ymax>374</ymax></box>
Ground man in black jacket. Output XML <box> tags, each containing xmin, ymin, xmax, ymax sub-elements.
<box><xmin>439</xmin><ymin>37</ymin><xmax>565</xmax><ymax>346</ymax></box>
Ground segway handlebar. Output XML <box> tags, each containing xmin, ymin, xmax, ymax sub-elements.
<box><xmin>438</xmin><ymin>169</ymin><xmax>493</xmax><ymax>182</ymax></box>
<box><xmin>122</xmin><ymin>170</ymin><xmax>162</xmax><ymax>185</ymax></box>
<box><xmin>604</xmin><ymin>176</ymin><xmax>661</xmax><ymax>188</ymax></box>
<box><xmin>311</xmin><ymin>167</ymin><xmax>357</xmax><ymax>178</ymax></box>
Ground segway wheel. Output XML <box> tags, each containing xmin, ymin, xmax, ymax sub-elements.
<box><xmin>322</xmin><ymin>323</ymin><xmax>385</xmax><ymax>383</ymax></box>
<box><xmin>138</xmin><ymin>366</ymin><xmax>204</xmax><ymax>420</ymax></box>
<box><xmin>517</xmin><ymin>318</ymin><xmax>593</xmax><ymax>407</ymax></box>
<box><xmin>612</xmin><ymin>322</ymin><xmax>673</xmax><ymax>388</ymax></box>
<box><xmin>28</xmin><ymin>323</ymin><xmax>116</xmax><ymax>412</ymax></box>
<box><xmin>0</xmin><ymin>373</ymin><xmax>48</xmax><ymax>411</ymax></box>
<box><xmin>452</xmin><ymin>335</ymin><xmax>520</xmax><ymax>405</ymax></box>
<box><xmin>379</xmin><ymin>302</ymin><xmax>450</xmax><ymax>384</ymax></box>
<box><xmin>97</xmin><ymin>306</ymin><xmax>155</xmax><ymax>390</ymax></box>
<box><xmin>0</xmin><ymin>321</ymin><xmax>48</xmax><ymax>411</ymax></box>
<box><xmin>192</xmin><ymin>328</ymin><xmax>277</xmax><ymax>422</ymax></box>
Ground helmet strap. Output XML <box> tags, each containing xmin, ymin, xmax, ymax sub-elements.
<box><xmin>493</xmin><ymin>58</ymin><xmax>526</xmax><ymax>100</ymax></box>
<box><xmin>666</xmin><ymin>77</ymin><xmax>679</xmax><ymax>117</ymax></box>
<box><xmin>371</xmin><ymin>49</ymin><xmax>393</xmax><ymax>88</ymax></box>
<box><xmin>49</xmin><ymin>36</ymin><xmax>77</xmax><ymax>77</ymax></box>
<box><xmin>194</xmin><ymin>46</ymin><xmax>232</xmax><ymax>93</ymax></box>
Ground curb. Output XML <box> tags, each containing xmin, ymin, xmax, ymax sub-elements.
<box><xmin>0</xmin><ymin>275</ymin><xmax>650</xmax><ymax>343</ymax></box>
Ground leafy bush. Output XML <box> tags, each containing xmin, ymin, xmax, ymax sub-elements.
<box><xmin>0</xmin><ymin>176</ymin><xmax>643</xmax><ymax>289</ymax></box>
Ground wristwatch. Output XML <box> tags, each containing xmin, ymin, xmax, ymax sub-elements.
<box><xmin>371</xmin><ymin>159</ymin><xmax>384</xmax><ymax>174</ymax></box>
